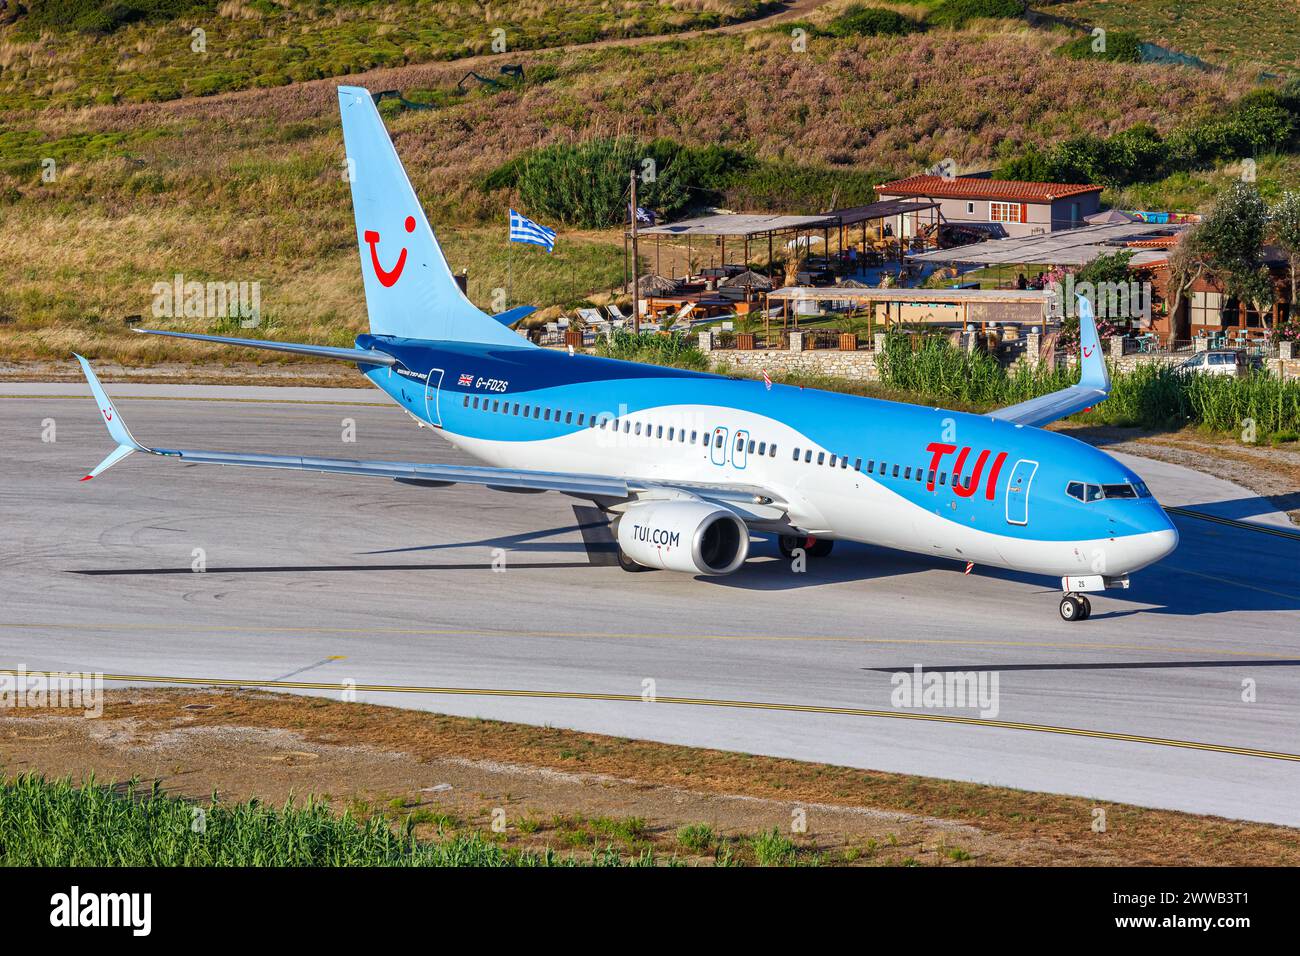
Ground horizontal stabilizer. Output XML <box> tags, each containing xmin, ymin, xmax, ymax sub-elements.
<box><xmin>491</xmin><ymin>305</ymin><xmax>536</xmax><ymax>327</ymax></box>
<box><xmin>133</xmin><ymin>328</ymin><xmax>398</xmax><ymax>366</ymax></box>
<box><xmin>989</xmin><ymin>294</ymin><xmax>1110</xmax><ymax>428</ymax></box>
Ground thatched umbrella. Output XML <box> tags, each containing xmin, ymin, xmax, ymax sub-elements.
<box><xmin>626</xmin><ymin>273</ymin><xmax>677</xmax><ymax>295</ymax></box>
<box><xmin>719</xmin><ymin>269</ymin><xmax>773</xmax><ymax>290</ymax></box>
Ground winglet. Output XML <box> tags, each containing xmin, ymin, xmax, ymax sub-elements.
<box><xmin>1076</xmin><ymin>294</ymin><xmax>1109</xmax><ymax>394</ymax></box>
<box><xmin>75</xmin><ymin>354</ymin><xmax>149</xmax><ymax>480</ymax></box>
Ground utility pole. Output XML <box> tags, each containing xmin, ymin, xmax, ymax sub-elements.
<box><xmin>630</xmin><ymin>167</ymin><xmax>641</xmax><ymax>334</ymax></box>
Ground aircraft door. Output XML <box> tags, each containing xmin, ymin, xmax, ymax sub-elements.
<box><xmin>732</xmin><ymin>429</ymin><xmax>750</xmax><ymax>469</ymax></box>
<box><xmin>424</xmin><ymin>368</ymin><xmax>445</xmax><ymax>427</ymax></box>
<box><xmin>1005</xmin><ymin>459</ymin><xmax>1038</xmax><ymax>525</ymax></box>
<box><xmin>710</xmin><ymin>426</ymin><xmax>728</xmax><ymax>466</ymax></box>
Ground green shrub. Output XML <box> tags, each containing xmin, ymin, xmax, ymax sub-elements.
<box><xmin>0</xmin><ymin>774</ymin><xmax>577</xmax><ymax>866</ymax></box>
<box><xmin>927</xmin><ymin>0</ymin><xmax>1026</xmax><ymax>29</ymax></box>
<box><xmin>823</xmin><ymin>5</ymin><xmax>921</xmax><ymax>38</ymax></box>
<box><xmin>22</xmin><ymin>0</ymin><xmax>215</xmax><ymax>35</ymax></box>
<box><xmin>593</xmin><ymin>330</ymin><xmax>709</xmax><ymax>371</ymax></box>
<box><xmin>751</xmin><ymin>828</ymin><xmax>797</xmax><ymax>866</ymax></box>
<box><xmin>1056</xmin><ymin>30</ymin><xmax>1144</xmax><ymax>63</ymax></box>
<box><xmin>677</xmin><ymin>823</ymin><xmax>714</xmax><ymax>852</ymax></box>
<box><xmin>485</xmin><ymin>137</ymin><xmax>752</xmax><ymax>227</ymax></box>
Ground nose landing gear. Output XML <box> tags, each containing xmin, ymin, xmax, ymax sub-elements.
<box><xmin>1059</xmin><ymin>593</ymin><xmax>1092</xmax><ymax>621</ymax></box>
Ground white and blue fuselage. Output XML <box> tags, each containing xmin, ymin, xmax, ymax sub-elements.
<box><xmin>361</xmin><ymin>335</ymin><xmax>1177</xmax><ymax>581</ymax></box>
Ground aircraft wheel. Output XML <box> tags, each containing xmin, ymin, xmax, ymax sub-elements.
<box><xmin>777</xmin><ymin>535</ymin><xmax>803</xmax><ymax>559</ymax></box>
<box><xmin>1059</xmin><ymin>595</ymin><xmax>1084</xmax><ymax>622</ymax></box>
<box><xmin>617</xmin><ymin>547</ymin><xmax>651</xmax><ymax>573</ymax></box>
<box><xmin>808</xmin><ymin>538</ymin><xmax>834</xmax><ymax>558</ymax></box>
<box><xmin>1078</xmin><ymin>596</ymin><xmax>1092</xmax><ymax>620</ymax></box>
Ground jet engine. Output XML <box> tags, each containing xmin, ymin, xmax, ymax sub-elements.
<box><xmin>616</xmin><ymin>500</ymin><xmax>749</xmax><ymax>575</ymax></box>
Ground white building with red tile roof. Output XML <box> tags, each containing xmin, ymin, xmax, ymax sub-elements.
<box><xmin>876</xmin><ymin>174</ymin><xmax>1103</xmax><ymax>238</ymax></box>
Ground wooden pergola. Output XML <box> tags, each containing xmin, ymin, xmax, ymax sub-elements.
<box><xmin>765</xmin><ymin>286</ymin><xmax>1057</xmax><ymax>332</ymax></box>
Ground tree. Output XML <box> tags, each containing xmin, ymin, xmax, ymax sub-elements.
<box><xmin>1272</xmin><ymin>191</ymin><xmax>1300</xmax><ymax>316</ymax></box>
<box><xmin>1167</xmin><ymin>182</ymin><xmax>1274</xmax><ymax>329</ymax></box>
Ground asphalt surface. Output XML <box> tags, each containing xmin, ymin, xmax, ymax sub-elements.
<box><xmin>3</xmin><ymin>382</ymin><xmax>1300</xmax><ymax>826</ymax></box>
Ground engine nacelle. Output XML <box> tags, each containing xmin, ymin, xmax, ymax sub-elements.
<box><xmin>617</xmin><ymin>500</ymin><xmax>749</xmax><ymax>575</ymax></box>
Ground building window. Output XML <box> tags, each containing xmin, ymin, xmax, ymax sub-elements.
<box><xmin>966</xmin><ymin>201</ymin><xmax>975</xmax><ymax>215</ymax></box>
<box><xmin>990</xmin><ymin>201</ymin><xmax>1024</xmax><ymax>224</ymax></box>
<box><xmin>1190</xmin><ymin>290</ymin><xmax>1226</xmax><ymax>327</ymax></box>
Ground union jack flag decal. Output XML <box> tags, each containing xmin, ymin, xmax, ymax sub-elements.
<box><xmin>458</xmin><ymin>373</ymin><xmax>474</xmax><ymax>386</ymax></box>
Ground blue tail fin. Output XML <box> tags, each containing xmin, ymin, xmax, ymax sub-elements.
<box><xmin>337</xmin><ymin>86</ymin><xmax>531</xmax><ymax>348</ymax></box>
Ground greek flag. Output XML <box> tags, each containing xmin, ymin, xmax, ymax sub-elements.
<box><xmin>509</xmin><ymin>209</ymin><xmax>556</xmax><ymax>253</ymax></box>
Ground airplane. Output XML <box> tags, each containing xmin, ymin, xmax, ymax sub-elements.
<box><xmin>74</xmin><ymin>85</ymin><xmax>1178</xmax><ymax>622</ymax></box>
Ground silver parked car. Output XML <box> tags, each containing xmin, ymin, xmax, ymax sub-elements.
<box><xmin>1179</xmin><ymin>350</ymin><xmax>1250</xmax><ymax>377</ymax></box>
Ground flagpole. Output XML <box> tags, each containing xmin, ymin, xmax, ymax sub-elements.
<box><xmin>630</xmin><ymin>167</ymin><xmax>641</xmax><ymax>335</ymax></box>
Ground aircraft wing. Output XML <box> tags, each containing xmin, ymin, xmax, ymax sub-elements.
<box><xmin>132</xmin><ymin>328</ymin><xmax>399</xmax><ymax>366</ymax></box>
<box><xmin>73</xmin><ymin>356</ymin><xmax>784</xmax><ymax>517</ymax></box>
<box><xmin>988</xmin><ymin>295</ymin><xmax>1109</xmax><ymax>428</ymax></box>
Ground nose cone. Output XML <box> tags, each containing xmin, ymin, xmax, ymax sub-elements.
<box><xmin>1128</xmin><ymin>508</ymin><xmax>1179</xmax><ymax>570</ymax></box>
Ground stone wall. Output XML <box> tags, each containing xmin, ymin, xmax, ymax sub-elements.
<box><xmin>698</xmin><ymin>330</ymin><xmax>879</xmax><ymax>380</ymax></box>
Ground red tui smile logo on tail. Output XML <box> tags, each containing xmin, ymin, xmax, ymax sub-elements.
<box><xmin>364</xmin><ymin>215</ymin><xmax>416</xmax><ymax>287</ymax></box>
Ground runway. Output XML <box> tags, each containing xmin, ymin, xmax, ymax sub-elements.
<box><xmin>4</xmin><ymin>382</ymin><xmax>1300</xmax><ymax>825</ymax></box>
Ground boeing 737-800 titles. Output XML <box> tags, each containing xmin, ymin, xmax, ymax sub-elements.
<box><xmin>76</xmin><ymin>85</ymin><xmax>1178</xmax><ymax>621</ymax></box>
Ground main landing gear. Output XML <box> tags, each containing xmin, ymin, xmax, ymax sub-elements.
<box><xmin>617</xmin><ymin>547</ymin><xmax>652</xmax><ymax>573</ymax></box>
<box><xmin>778</xmin><ymin>535</ymin><xmax>833</xmax><ymax>559</ymax></box>
<box><xmin>1059</xmin><ymin>593</ymin><xmax>1092</xmax><ymax>622</ymax></box>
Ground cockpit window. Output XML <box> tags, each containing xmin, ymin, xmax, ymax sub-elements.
<box><xmin>1101</xmin><ymin>483</ymin><xmax>1138</xmax><ymax>499</ymax></box>
<box><xmin>1068</xmin><ymin>481</ymin><xmax>1148</xmax><ymax>502</ymax></box>
<box><xmin>1066</xmin><ymin>482</ymin><xmax>1104</xmax><ymax>503</ymax></box>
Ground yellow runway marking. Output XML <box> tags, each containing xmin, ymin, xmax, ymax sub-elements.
<box><xmin>27</xmin><ymin>669</ymin><xmax>1300</xmax><ymax>763</ymax></box>
<box><xmin>0</xmin><ymin>621</ymin><xmax>1286</xmax><ymax>658</ymax></box>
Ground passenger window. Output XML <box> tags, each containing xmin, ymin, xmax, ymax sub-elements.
<box><xmin>472</xmin><ymin>397</ymin><xmax>480</xmax><ymax>409</ymax></box>
<box><xmin>903</xmin><ymin>467</ymin><xmax>911</xmax><ymax>479</ymax></box>
<box><xmin>656</xmin><ymin>426</ymin><xmax>663</xmax><ymax>439</ymax></box>
<box><xmin>576</xmin><ymin>413</ymin><xmax>584</xmax><ymax>426</ymax></box>
<box><xmin>463</xmin><ymin>395</ymin><xmax>469</xmax><ymax>407</ymax></box>
<box><xmin>940</xmin><ymin>472</ymin><xmax>947</xmax><ymax>485</ymax></box>
<box><xmin>758</xmin><ymin>442</ymin><xmax>766</xmax><ymax>455</ymax></box>
<box><xmin>816</xmin><ymin>452</ymin><xmax>825</xmax><ymax>465</ymax></box>
<box><xmin>634</xmin><ymin>422</ymin><xmax>642</xmax><ymax>435</ymax></box>
<box><xmin>804</xmin><ymin>450</ymin><xmax>812</xmax><ymax>463</ymax></box>
<box><xmin>854</xmin><ymin>458</ymin><xmax>862</xmax><ymax>471</ymax></box>
<box><xmin>892</xmin><ymin>465</ymin><xmax>899</xmax><ymax>478</ymax></box>
<box><xmin>715</xmin><ymin>433</ymin><xmax>724</xmax><ymax>448</ymax></box>
<box><xmin>543</xmin><ymin>408</ymin><xmax>551</xmax><ymax>421</ymax></box>
<box><xmin>748</xmin><ymin>440</ymin><xmax>756</xmax><ymax>454</ymax></box>
<box><xmin>565</xmin><ymin>411</ymin><xmax>573</xmax><ymax>424</ymax></box>
<box><xmin>667</xmin><ymin>427</ymin><xmax>674</xmax><ymax>441</ymax></box>
<box><xmin>736</xmin><ymin>436</ymin><xmax>744</xmax><ymax>451</ymax></box>
<box><xmin>792</xmin><ymin>448</ymin><xmax>800</xmax><ymax>461</ymax></box>
<box><xmin>840</xmin><ymin>457</ymin><xmax>848</xmax><ymax>469</ymax></box>
<box><xmin>867</xmin><ymin>461</ymin><xmax>874</xmax><ymax>474</ymax></box>
<box><xmin>769</xmin><ymin>445</ymin><xmax>777</xmax><ymax>457</ymax></box>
